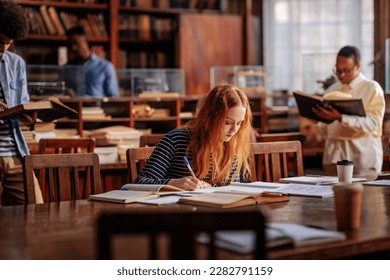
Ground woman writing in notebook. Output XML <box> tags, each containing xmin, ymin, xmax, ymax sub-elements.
<box><xmin>134</xmin><ymin>84</ymin><xmax>253</xmax><ymax>190</ymax></box>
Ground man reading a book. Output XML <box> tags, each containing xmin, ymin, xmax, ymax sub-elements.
<box><xmin>312</xmin><ymin>46</ymin><xmax>385</xmax><ymax>174</ymax></box>
<box><xmin>66</xmin><ymin>26</ymin><xmax>120</xmax><ymax>98</ymax></box>
<box><xmin>0</xmin><ymin>1</ymin><xmax>43</xmax><ymax>205</ymax></box>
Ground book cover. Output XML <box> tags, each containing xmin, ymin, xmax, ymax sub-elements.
<box><xmin>178</xmin><ymin>192</ymin><xmax>260</xmax><ymax>208</ymax></box>
<box><xmin>0</xmin><ymin>97</ymin><xmax>78</xmax><ymax>122</ymax></box>
<box><xmin>293</xmin><ymin>91</ymin><xmax>365</xmax><ymax>123</ymax></box>
<box><xmin>178</xmin><ymin>192</ymin><xmax>289</xmax><ymax>208</ymax></box>
<box><xmin>39</xmin><ymin>5</ymin><xmax>56</xmax><ymax>35</ymax></box>
<box><xmin>89</xmin><ymin>190</ymin><xmax>157</xmax><ymax>204</ymax></box>
<box><xmin>48</xmin><ymin>6</ymin><xmax>65</xmax><ymax>35</ymax></box>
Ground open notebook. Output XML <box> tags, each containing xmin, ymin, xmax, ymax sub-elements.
<box><xmin>218</xmin><ymin>182</ymin><xmax>334</xmax><ymax>198</ymax></box>
<box><xmin>89</xmin><ymin>184</ymin><xmax>185</xmax><ymax>204</ymax></box>
<box><xmin>197</xmin><ymin>222</ymin><xmax>346</xmax><ymax>254</ymax></box>
<box><xmin>280</xmin><ymin>176</ymin><xmax>367</xmax><ymax>185</ymax></box>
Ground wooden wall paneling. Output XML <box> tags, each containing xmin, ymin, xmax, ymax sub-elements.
<box><xmin>243</xmin><ymin>0</ymin><xmax>252</xmax><ymax>64</ymax></box>
<box><xmin>374</xmin><ymin>0</ymin><xmax>390</xmax><ymax>90</ymax></box>
<box><xmin>246</xmin><ymin>15</ymin><xmax>261</xmax><ymax>65</ymax></box>
<box><xmin>179</xmin><ymin>14</ymin><xmax>243</xmax><ymax>96</ymax></box>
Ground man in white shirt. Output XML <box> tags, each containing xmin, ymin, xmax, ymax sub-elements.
<box><xmin>313</xmin><ymin>46</ymin><xmax>385</xmax><ymax>175</ymax></box>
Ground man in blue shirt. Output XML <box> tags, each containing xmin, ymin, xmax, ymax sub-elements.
<box><xmin>66</xmin><ymin>26</ymin><xmax>120</xmax><ymax>98</ymax></box>
<box><xmin>0</xmin><ymin>0</ymin><xmax>43</xmax><ymax>205</ymax></box>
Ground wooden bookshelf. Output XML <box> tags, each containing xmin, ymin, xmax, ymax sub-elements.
<box><xmin>42</xmin><ymin>96</ymin><xmax>182</xmax><ymax>136</ymax></box>
<box><xmin>16</xmin><ymin>0</ymin><xmax>262</xmax><ymax>95</ymax></box>
<box><xmin>17</xmin><ymin>0</ymin><xmax>110</xmax><ymax>64</ymax></box>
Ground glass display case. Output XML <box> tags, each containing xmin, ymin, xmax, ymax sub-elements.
<box><xmin>210</xmin><ymin>66</ymin><xmax>235</xmax><ymax>88</ymax></box>
<box><xmin>210</xmin><ymin>65</ymin><xmax>266</xmax><ymax>94</ymax></box>
<box><xmin>27</xmin><ymin>65</ymin><xmax>85</xmax><ymax>97</ymax></box>
<box><xmin>233</xmin><ymin>65</ymin><xmax>266</xmax><ymax>94</ymax></box>
<box><xmin>116</xmin><ymin>68</ymin><xmax>185</xmax><ymax>97</ymax></box>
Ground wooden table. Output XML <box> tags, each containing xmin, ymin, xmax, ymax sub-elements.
<box><xmin>1</xmin><ymin>185</ymin><xmax>390</xmax><ymax>259</ymax></box>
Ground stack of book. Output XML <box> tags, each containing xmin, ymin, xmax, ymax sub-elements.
<box><xmin>93</xmin><ymin>146</ymin><xmax>119</xmax><ymax>164</ymax></box>
<box><xmin>81</xmin><ymin>107</ymin><xmax>112</xmax><ymax>121</ymax></box>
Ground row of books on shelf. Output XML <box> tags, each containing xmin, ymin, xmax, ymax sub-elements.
<box><xmin>31</xmin><ymin>0</ymin><xmax>107</xmax><ymax>3</ymax></box>
<box><xmin>118</xmin><ymin>50</ymin><xmax>170</xmax><ymax>68</ymax></box>
<box><xmin>25</xmin><ymin>5</ymin><xmax>107</xmax><ymax>37</ymax></box>
<box><xmin>119</xmin><ymin>0</ymin><xmax>219</xmax><ymax>10</ymax></box>
<box><xmin>118</xmin><ymin>14</ymin><xmax>175</xmax><ymax>40</ymax></box>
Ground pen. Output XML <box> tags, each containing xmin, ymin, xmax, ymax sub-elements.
<box><xmin>183</xmin><ymin>156</ymin><xmax>197</xmax><ymax>178</ymax></box>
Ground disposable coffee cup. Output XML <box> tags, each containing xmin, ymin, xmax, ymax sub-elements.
<box><xmin>336</xmin><ymin>160</ymin><xmax>354</xmax><ymax>183</ymax></box>
<box><xmin>333</xmin><ymin>182</ymin><xmax>364</xmax><ymax>230</ymax></box>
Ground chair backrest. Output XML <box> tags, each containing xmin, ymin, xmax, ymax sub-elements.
<box><xmin>126</xmin><ymin>146</ymin><xmax>155</xmax><ymax>183</ymax></box>
<box><xmin>39</xmin><ymin>137</ymin><xmax>95</xmax><ymax>154</ymax></box>
<box><xmin>38</xmin><ymin>137</ymin><xmax>96</xmax><ymax>202</ymax></box>
<box><xmin>97</xmin><ymin>209</ymin><xmax>266</xmax><ymax>260</ymax></box>
<box><xmin>250</xmin><ymin>141</ymin><xmax>304</xmax><ymax>182</ymax></box>
<box><xmin>139</xmin><ymin>134</ymin><xmax>164</xmax><ymax>147</ymax></box>
<box><xmin>256</xmin><ymin>132</ymin><xmax>305</xmax><ymax>143</ymax></box>
<box><xmin>23</xmin><ymin>153</ymin><xmax>101</xmax><ymax>204</ymax></box>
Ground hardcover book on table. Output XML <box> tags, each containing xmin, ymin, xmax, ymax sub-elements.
<box><xmin>178</xmin><ymin>192</ymin><xmax>289</xmax><ymax>208</ymax></box>
<box><xmin>89</xmin><ymin>190</ymin><xmax>158</xmax><ymax>204</ymax></box>
<box><xmin>293</xmin><ymin>91</ymin><xmax>365</xmax><ymax>123</ymax></box>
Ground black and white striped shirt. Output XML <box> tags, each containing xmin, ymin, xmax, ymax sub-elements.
<box><xmin>0</xmin><ymin>83</ymin><xmax>18</xmax><ymax>157</ymax></box>
<box><xmin>134</xmin><ymin>127</ymin><xmax>239</xmax><ymax>186</ymax></box>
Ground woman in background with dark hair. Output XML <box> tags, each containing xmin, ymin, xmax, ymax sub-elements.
<box><xmin>135</xmin><ymin>84</ymin><xmax>253</xmax><ymax>190</ymax></box>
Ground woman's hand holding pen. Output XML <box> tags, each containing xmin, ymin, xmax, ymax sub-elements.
<box><xmin>173</xmin><ymin>156</ymin><xmax>211</xmax><ymax>190</ymax></box>
<box><xmin>168</xmin><ymin>177</ymin><xmax>211</xmax><ymax>191</ymax></box>
<box><xmin>168</xmin><ymin>177</ymin><xmax>200</xmax><ymax>191</ymax></box>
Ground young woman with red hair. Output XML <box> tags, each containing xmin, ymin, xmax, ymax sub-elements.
<box><xmin>134</xmin><ymin>84</ymin><xmax>253</xmax><ymax>190</ymax></box>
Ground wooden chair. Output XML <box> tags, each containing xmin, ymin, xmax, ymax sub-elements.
<box><xmin>97</xmin><ymin>208</ymin><xmax>266</xmax><ymax>260</ymax></box>
<box><xmin>38</xmin><ymin>137</ymin><xmax>96</xmax><ymax>201</ymax></box>
<box><xmin>139</xmin><ymin>133</ymin><xmax>164</xmax><ymax>147</ymax></box>
<box><xmin>256</xmin><ymin>132</ymin><xmax>305</xmax><ymax>143</ymax></box>
<box><xmin>250</xmin><ymin>141</ymin><xmax>304</xmax><ymax>182</ymax></box>
<box><xmin>23</xmin><ymin>153</ymin><xmax>101</xmax><ymax>204</ymax></box>
<box><xmin>39</xmin><ymin>137</ymin><xmax>95</xmax><ymax>154</ymax></box>
<box><xmin>126</xmin><ymin>147</ymin><xmax>155</xmax><ymax>183</ymax></box>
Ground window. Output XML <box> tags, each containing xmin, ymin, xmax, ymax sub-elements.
<box><xmin>263</xmin><ymin>0</ymin><xmax>374</xmax><ymax>94</ymax></box>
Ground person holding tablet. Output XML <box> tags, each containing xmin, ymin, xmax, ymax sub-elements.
<box><xmin>134</xmin><ymin>84</ymin><xmax>253</xmax><ymax>190</ymax></box>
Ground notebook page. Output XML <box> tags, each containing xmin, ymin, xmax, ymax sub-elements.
<box><xmin>137</xmin><ymin>193</ymin><xmax>196</xmax><ymax>205</ymax></box>
<box><xmin>216</xmin><ymin>182</ymin><xmax>284</xmax><ymax>195</ymax></box>
<box><xmin>277</xmin><ymin>184</ymin><xmax>334</xmax><ymax>198</ymax></box>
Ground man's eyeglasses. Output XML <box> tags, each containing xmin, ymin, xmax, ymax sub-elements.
<box><xmin>332</xmin><ymin>65</ymin><xmax>356</xmax><ymax>76</ymax></box>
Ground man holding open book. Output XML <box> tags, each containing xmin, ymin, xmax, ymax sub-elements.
<box><xmin>312</xmin><ymin>46</ymin><xmax>385</xmax><ymax>174</ymax></box>
<box><xmin>0</xmin><ymin>1</ymin><xmax>43</xmax><ymax>205</ymax></box>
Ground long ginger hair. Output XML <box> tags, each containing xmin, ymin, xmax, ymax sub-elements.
<box><xmin>184</xmin><ymin>84</ymin><xmax>252</xmax><ymax>185</ymax></box>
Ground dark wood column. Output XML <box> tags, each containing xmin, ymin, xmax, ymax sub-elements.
<box><xmin>374</xmin><ymin>0</ymin><xmax>390</xmax><ymax>92</ymax></box>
